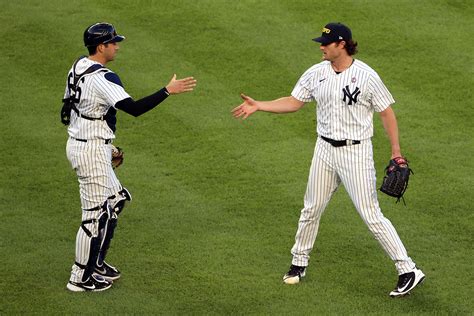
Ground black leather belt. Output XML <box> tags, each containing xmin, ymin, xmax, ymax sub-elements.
<box><xmin>321</xmin><ymin>136</ymin><xmax>360</xmax><ymax>147</ymax></box>
<box><xmin>72</xmin><ymin>137</ymin><xmax>112</xmax><ymax>144</ymax></box>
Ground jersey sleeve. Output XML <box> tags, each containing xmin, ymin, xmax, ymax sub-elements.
<box><xmin>368</xmin><ymin>73</ymin><xmax>395</xmax><ymax>112</ymax></box>
<box><xmin>291</xmin><ymin>67</ymin><xmax>316</xmax><ymax>103</ymax></box>
<box><xmin>93</xmin><ymin>71</ymin><xmax>131</xmax><ymax>107</ymax></box>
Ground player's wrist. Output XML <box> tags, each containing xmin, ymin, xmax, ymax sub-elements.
<box><xmin>165</xmin><ymin>85</ymin><xmax>174</xmax><ymax>94</ymax></box>
<box><xmin>391</xmin><ymin>153</ymin><xmax>402</xmax><ymax>159</ymax></box>
<box><xmin>390</xmin><ymin>146</ymin><xmax>401</xmax><ymax>159</ymax></box>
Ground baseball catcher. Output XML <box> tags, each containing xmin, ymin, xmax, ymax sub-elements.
<box><xmin>63</xmin><ymin>22</ymin><xmax>196</xmax><ymax>292</ymax></box>
<box><xmin>380</xmin><ymin>157</ymin><xmax>413</xmax><ymax>203</ymax></box>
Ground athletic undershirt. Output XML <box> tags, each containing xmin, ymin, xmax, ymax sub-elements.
<box><xmin>115</xmin><ymin>88</ymin><xmax>170</xmax><ymax>117</ymax></box>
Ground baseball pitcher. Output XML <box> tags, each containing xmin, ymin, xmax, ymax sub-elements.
<box><xmin>232</xmin><ymin>22</ymin><xmax>424</xmax><ymax>297</ymax></box>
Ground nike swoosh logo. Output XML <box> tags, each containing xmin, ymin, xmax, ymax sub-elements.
<box><xmin>70</xmin><ymin>281</ymin><xmax>96</xmax><ymax>290</ymax></box>
<box><xmin>398</xmin><ymin>278</ymin><xmax>414</xmax><ymax>292</ymax></box>
<box><xmin>96</xmin><ymin>268</ymin><xmax>106</xmax><ymax>274</ymax></box>
<box><xmin>83</xmin><ymin>284</ymin><xmax>96</xmax><ymax>290</ymax></box>
<box><xmin>319</xmin><ymin>78</ymin><xmax>326</xmax><ymax>83</ymax></box>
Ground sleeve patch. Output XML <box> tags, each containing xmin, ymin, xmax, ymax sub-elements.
<box><xmin>105</xmin><ymin>72</ymin><xmax>124</xmax><ymax>87</ymax></box>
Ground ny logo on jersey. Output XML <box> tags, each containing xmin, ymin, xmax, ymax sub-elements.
<box><xmin>342</xmin><ymin>85</ymin><xmax>361</xmax><ymax>105</ymax></box>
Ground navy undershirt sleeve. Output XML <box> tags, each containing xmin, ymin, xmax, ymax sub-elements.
<box><xmin>115</xmin><ymin>88</ymin><xmax>170</xmax><ymax>117</ymax></box>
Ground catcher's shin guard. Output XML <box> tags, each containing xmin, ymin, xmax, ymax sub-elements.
<box><xmin>97</xmin><ymin>209</ymin><xmax>117</xmax><ymax>267</ymax></box>
<box><xmin>96</xmin><ymin>188</ymin><xmax>132</xmax><ymax>266</ymax></box>
<box><xmin>75</xmin><ymin>206</ymin><xmax>109</xmax><ymax>282</ymax></box>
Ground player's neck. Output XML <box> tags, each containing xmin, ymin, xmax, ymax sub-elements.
<box><xmin>331</xmin><ymin>56</ymin><xmax>354</xmax><ymax>73</ymax></box>
<box><xmin>88</xmin><ymin>54</ymin><xmax>108</xmax><ymax>66</ymax></box>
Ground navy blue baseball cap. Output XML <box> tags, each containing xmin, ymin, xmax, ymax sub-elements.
<box><xmin>313</xmin><ymin>22</ymin><xmax>352</xmax><ymax>45</ymax></box>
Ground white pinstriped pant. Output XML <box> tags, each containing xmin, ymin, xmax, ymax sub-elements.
<box><xmin>66</xmin><ymin>137</ymin><xmax>123</xmax><ymax>282</ymax></box>
<box><xmin>291</xmin><ymin>137</ymin><xmax>416</xmax><ymax>275</ymax></box>
<box><xmin>66</xmin><ymin>137</ymin><xmax>122</xmax><ymax>210</ymax></box>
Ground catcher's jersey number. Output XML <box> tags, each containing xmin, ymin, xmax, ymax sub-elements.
<box><xmin>67</xmin><ymin>73</ymin><xmax>86</xmax><ymax>104</ymax></box>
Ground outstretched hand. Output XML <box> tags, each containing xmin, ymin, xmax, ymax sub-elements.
<box><xmin>166</xmin><ymin>74</ymin><xmax>197</xmax><ymax>94</ymax></box>
<box><xmin>231</xmin><ymin>93</ymin><xmax>259</xmax><ymax>119</ymax></box>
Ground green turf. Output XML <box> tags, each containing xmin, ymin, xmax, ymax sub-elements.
<box><xmin>1</xmin><ymin>0</ymin><xmax>473</xmax><ymax>314</ymax></box>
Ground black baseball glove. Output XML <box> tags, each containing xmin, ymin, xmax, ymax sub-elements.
<box><xmin>111</xmin><ymin>145</ymin><xmax>124</xmax><ymax>169</ymax></box>
<box><xmin>380</xmin><ymin>157</ymin><xmax>413</xmax><ymax>203</ymax></box>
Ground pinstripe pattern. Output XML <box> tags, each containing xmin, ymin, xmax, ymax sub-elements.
<box><xmin>66</xmin><ymin>137</ymin><xmax>121</xmax><ymax>282</ymax></box>
<box><xmin>291</xmin><ymin>60</ymin><xmax>394</xmax><ymax>141</ymax></box>
<box><xmin>64</xmin><ymin>57</ymin><xmax>130</xmax><ymax>140</ymax></box>
<box><xmin>66</xmin><ymin>138</ymin><xmax>122</xmax><ymax>209</ymax></box>
<box><xmin>64</xmin><ymin>57</ymin><xmax>129</xmax><ymax>283</ymax></box>
<box><xmin>289</xmin><ymin>59</ymin><xmax>416</xmax><ymax>275</ymax></box>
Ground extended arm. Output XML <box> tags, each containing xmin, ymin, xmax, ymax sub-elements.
<box><xmin>115</xmin><ymin>88</ymin><xmax>169</xmax><ymax>117</ymax></box>
<box><xmin>231</xmin><ymin>94</ymin><xmax>305</xmax><ymax>119</ymax></box>
<box><xmin>379</xmin><ymin>106</ymin><xmax>402</xmax><ymax>159</ymax></box>
<box><xmin>115</xmin><ymin>74</ymin><xmax>197</xmax><ymax>117</ymax></box>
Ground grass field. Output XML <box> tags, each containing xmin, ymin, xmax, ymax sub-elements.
<box><xmin>1</xmin><ymin>0</ymin><xmax>473</xmax><ymax>314</ymax></box>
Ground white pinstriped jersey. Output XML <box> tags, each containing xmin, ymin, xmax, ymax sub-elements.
<box><xmin>63</xmin><ymin>57</ymin><xmax>130</xmax><ymax>140</ymax></box>
<box><xmin>291</xmin><ymin>59</ymin><xmax>395</xmax><ymax>141</ymax></box>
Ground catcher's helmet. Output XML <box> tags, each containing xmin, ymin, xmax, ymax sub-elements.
<box><xmin>83</xmin><ymin>22</ymin><xmax>125</xmax><ymax>47</ymax></box>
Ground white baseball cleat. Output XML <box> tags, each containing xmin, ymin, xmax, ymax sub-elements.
<box><xmin>283</xmin><ymin>265</ymin><xmax>306</xmax><ymax>284</ymax></box>
<box><xmin>389</xmin><ymin>267</ymin><xmax>425</xmax><ymax>297</ymax></box>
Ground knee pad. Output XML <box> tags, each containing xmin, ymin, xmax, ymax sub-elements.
<box><xmin>108</xmin><ymin>187</ymin><xmax>132</xmax><ymax>216</ymax></box>
<box><xmin>120</xmin><ymin>187</ymin><xmax>132</xmax><ymax>201</ymax></box>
